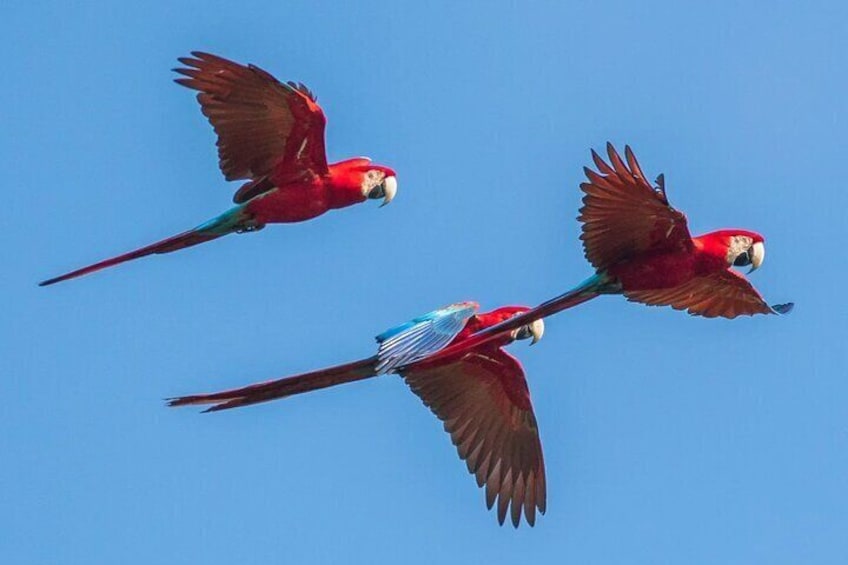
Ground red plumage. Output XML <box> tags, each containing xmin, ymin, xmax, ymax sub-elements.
<box><xmin>579</xmin><ymin>145</ymin><xmax>774</xmax><ymax>317</ymax></box>
<box><xmin>169</xmin><ymin>307</ymin><xmax>546</xmax><ymax>527</ymax></box>
<box><xmin>41</xmin><ymin>52</ymin><xmax>397</xmax><ymax>286</ymax></box>
<box><xmin>422</xmin><ymin>144</ymin><xmax>791</xmax><ymax>363</ymax></box>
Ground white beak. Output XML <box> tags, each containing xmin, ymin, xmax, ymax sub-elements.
<box><xmin>380</xmin><ymin>176</ymin><xmax>397</xmax><ymax>207</ymax></box>
<box><xmin>529</xmin><ymin>318</ymin><xmax>545</xmax><ymax>345</ymax></box>
<box><xmin>749</xmin><ymin>241</ymin><xmax>765</xmax><ymax>273</ymax></box>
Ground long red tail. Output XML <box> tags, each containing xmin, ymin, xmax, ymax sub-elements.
<box><xmin>167</xmin><ymin>357</ymin><xmax>378</xmax><ymax>412</ymax></box>
<box><xmin>39</xmin><ymin>206</ymin><xmax>252</xmax><ymax>286</ymax></box>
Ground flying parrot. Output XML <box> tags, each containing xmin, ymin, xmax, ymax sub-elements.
<box><xmin>423</xmin><ymin>143</ymin><xmax>794</xmax><ymax>363</ymax></box>
<box><xmin>40</xmin><ymin>51</ymin><xmax>397</xmax><ymax>286</ymax></box>
<box><xmin>168</xmin><ymin>302</ymin><xmax>548</xmax><ymax>528</ymax></box>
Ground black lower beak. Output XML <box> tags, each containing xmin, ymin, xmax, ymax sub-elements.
<box><xmin>734</xmin><ymin>251</ymin><xmax>752</xmax><ymax>267</ymax></box>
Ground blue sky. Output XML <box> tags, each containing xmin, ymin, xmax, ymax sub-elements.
<box><xmin>3</xmin><ymin>1</ymin><xmax>846</xmax><ymax>563</ymax></box>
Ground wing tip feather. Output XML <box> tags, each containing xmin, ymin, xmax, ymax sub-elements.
<box><xmin>772</xmin><ymin>302</ymin><xmax>794</xmax><ymax>315</ymax></box>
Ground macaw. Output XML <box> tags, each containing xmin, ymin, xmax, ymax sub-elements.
<box><xmin>424</xmin><ymin>143</ymin><xmax>793</xmax><ymax>363</ymax></box>
<box><xmin>40</xmin><ymin>52</ymin><xmax>397</xmax><ymax>286</ymax></box>
<box><xmin>169</xmin><ymin>302</ymin><xmax>548</xmax><ymax>528</ymax></box>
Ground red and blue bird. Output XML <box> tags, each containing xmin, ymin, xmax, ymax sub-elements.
<box><xmin>40</xmin><ymin>52</ymin><xmax>397</xmax><ymax>286</ymax></box>
<box><xmin>434</xmin><ymin>143</ymin><xmax>794</xmax><ymax>361</ymax></box>
<box><xmin>170</xmin><ymin>302</ymin><xmax>548</xmax><ymax>528</ymax></box>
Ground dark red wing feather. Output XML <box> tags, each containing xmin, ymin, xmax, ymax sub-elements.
<box><xmin>624</xmin><ymin>269</ymin><xmax>775</xmax><ymax>318</ymax></box>
<box><xmin>401</xmin><ymin>348</ymin><xmax>545</xmax><ymax>527</ymax></box>
<box><xmin>175</xmin><ymin>51</ymin><xmax>328</xmax><ymax>196</ymax></box>
<box><xmin>580</xmin><ymin>143</ymin><xmax>692</xmax><ymax>271</ymax></box>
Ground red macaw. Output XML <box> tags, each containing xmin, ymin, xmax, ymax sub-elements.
<box><xmin>40</xmin><ymin>52</ymin><xmax>397</xmax><ymax>286</ymax></box>
<box><xmin>169</xmin><ymin>302</ymin><xmax>548</xmax><ymax>528</ymax></box>
<box><xmin>425</xmin><ymin>144</ymin><xmax>793</xmax><ymax>362</ymax></box>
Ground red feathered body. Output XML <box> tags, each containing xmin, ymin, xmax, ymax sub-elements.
<box><xmin>422</xmin><ymin>306</ymin><xmax>534</xmax><ymax>412</ymax></box>
<box><xmin>607</xmin><ymin>229</ymin><xmax>764</xmax><ymax>291</ymax></box>
<box><xmin>246</xmin><ymin>159</ymin><xmax>391</xmax><ymax>224</ymax></box>
<box><xmin>451</xmin><ymin>307</ymin><xmax>528</xmax><ymax>343</ymax></box>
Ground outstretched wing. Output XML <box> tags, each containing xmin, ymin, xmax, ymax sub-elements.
<box><xmin>624</xmin><ymin>269</ymin><xmax>782</xmax><ymax>318</ymax></box>
<box><xmin>402</xmin><ymin>348</ymin><xmax>546</xmax><ymax>527</ymax></box>
<box><xmin>375</xmin><ymin>302</ymin><xmax>479</xmax><ymax>374</ymax></box>
<box><xmin>580</xmin><ymin>143</ymin><xmax>692</xmax><ymax>271</ymax></box>
<box><xmin>174</xmin><ymin>51</ymin><xmax>328</xmax><ymax>191</ymax></box>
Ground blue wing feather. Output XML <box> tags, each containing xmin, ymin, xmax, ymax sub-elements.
<box><xmin>771</xmin><ymin>302</ymin><xmax>794</xmax><ymax>315</ymax></box>
<box><xmin>375</xmin><ymin>301</ymin><xmax>479</xmax><ymax>374</ymax></box>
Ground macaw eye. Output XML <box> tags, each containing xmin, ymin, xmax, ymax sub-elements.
<box><xmin>733</xmin><ymin>251</ymin><xmax>752</xmax><ymax>267</ymax></box>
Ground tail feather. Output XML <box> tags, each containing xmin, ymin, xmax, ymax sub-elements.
<box><xmin>39</xmin><ymin>206</ymin><xmax>254</xmax><ymax>286</ymax></box>
<box><xmin>424</xmin><ymin>273</ymin><xmax>613</xmax><ymax>364</ymax></box>
<box><xmin>167</xmin><ymin>357</ymin><xmax>378</xmax><ymax>412</ymax></box>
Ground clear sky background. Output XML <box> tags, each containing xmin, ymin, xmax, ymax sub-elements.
<box><xmin>3</xmin><ymin>1</ymin><xmax>846</xmax><ymax>563</ymax></box>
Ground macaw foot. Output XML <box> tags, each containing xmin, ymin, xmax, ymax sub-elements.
<box><xmin>236</xmin><ymin>222</ymin><xmax>265</xmax><ymax>234</ymax></box>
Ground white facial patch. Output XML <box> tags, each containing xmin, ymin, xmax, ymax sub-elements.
<box><xmin>361</xmin><ymin>169</ymin><xmax>386</xmax><ymax>197</ymax></box>
<box><xmin>727</xmin><ymin>235</ymin><xmax>754</xmax><ymax>265</ymax></box>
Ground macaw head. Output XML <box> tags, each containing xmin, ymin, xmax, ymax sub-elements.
<box><xmin>702</xmin><ymin>229</ymin><xmax>766</xmax><ymax>274</ymax></box>
<box><xmin>359</xmin><ymin>166</ymin><xmax>398</xmax><ymax>207</ymax></box>
<box><xmin>484</xmin><ymin>306</ymin><xmax>545</xmax><ymax>345</ymax></box>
